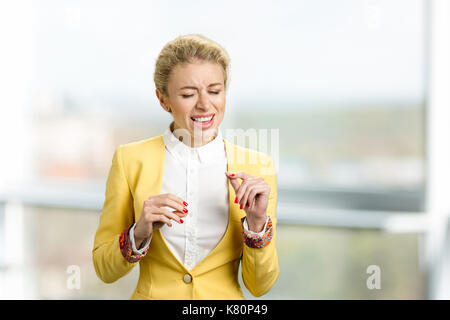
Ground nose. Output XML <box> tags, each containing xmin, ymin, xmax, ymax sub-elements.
<box><xmin>196</xmin><ymin>90</ymin><xmax>211</xmax><ymax>111</ymax></box>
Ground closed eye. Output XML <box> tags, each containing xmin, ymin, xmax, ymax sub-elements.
<box><xmin>181</xmin><ymin>91</ymin><xmax>220</xmax><ymax>98</ymax></box>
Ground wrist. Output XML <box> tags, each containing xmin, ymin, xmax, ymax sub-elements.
<box><xmin>134</xmin><ymin>235</ymin><xmax>145</xmax><ymax>249</ymax></box>
<box><xmin>133</xmin><ymin>223</ymin><xmax>149</xmax><ymax>249</ymax></box>
<box><xmin>246</xmin><ymin>214</ymin><xmax>268</xmax><ymax>233</ymax></box>
<box><xmin>120</xmin><ymin>225</ymin><xmax>149</xmax><ymax>263</ymax></box>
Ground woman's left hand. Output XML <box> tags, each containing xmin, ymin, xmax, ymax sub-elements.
<box><xmin>225</xmin><ymin>171</ymin><xmax>270</xmax><ymax>232</ymax></box>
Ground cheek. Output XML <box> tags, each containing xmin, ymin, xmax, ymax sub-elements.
<box><xmin>214</xmin><ymin>95</ymin><xmax>226</xmax><ymax>111</ymax></box>
<box><xmin>172</xmin><ymin>99</ymin><xmax>194</xmax><ymax>117</ymax></box>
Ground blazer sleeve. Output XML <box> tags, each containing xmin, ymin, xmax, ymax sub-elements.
<box><xmin>241</xmin><ymin>156</ymin><xmax>280</xmax><ymax>297</ymax></box>
<box><xmin>92</xmin><ymin>145</ymin><xmax>138</xmax><ymax>283</ymax></box>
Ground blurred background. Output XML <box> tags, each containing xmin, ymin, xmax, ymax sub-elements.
<box><xmin>1</xmin><ymin>0</ymin><xmax>450</xmax><ymax>299</ymax></box>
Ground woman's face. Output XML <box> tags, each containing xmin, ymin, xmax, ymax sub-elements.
<box><xmin>156</xmin><ymin>60</ymin><xmax>226</xmax><ymax>147</ymax></box>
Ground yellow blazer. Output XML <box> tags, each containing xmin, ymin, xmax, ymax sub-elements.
<box><xmin>92</xmin><ymin>134</ymin><xmax>279</xmax><ymax>299</ymax></box>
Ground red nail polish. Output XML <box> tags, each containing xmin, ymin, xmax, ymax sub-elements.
<box><xmin>183</xmin><ymin>208</ymin><xmax>188</xmax><ymax>213</ymax></box>
<box><xmin>231</xmin><ymin>174</ymin><xmax>235</xmax><ymax>177</ymax></box>
<box><xmin>240</xmin><ymin>203</ymin><xmax>243</xmax><ymax>210</ymax></box>
<box><xmin>183</xmin><ymin>201</ymin><xmax>188</xmax><ymax>206</ymax></box>
<box><xmin>235</xmin><ymin>197</ymin><xmax>239</xmax><ymax>203</ymax></box>
<box><xmin>180</xmin><ymin>219</ymin><xmax>184</xmax><ymax>223</ymax></box>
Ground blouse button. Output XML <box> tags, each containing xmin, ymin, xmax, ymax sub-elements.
<box><xmin>183</xmin><ymin>273</ymin><xmax>192</xmax><ymax>284</ymax></box>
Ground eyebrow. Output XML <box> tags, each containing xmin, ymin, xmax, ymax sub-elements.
<box><xmin>179</xmin><ymin>83</ymin><xmax>223</xmax><ymax>90</ymax></box>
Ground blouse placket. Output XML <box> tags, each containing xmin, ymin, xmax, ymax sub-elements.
<box><xmin>184</xmin><ymin>149</ymin><xmax>199</xmax><ymax>270</ymax></box>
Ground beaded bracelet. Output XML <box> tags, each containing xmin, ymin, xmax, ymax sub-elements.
<box><xmin>241</xmin><ymin>216</ymin><xmax>273</xmax><ymax>249</ymax></box>
<box><xmin>119</xmin><ymin>225</ymin><xmax>149</xmax><ymax>263</ymax></box>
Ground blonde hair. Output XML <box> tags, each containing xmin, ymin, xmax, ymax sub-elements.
<box><xmin>154</xmin><ymin>34</ymin><xmax>230</xmax><ymax>97</ymax></box>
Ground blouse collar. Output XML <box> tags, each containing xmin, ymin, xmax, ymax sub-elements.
<box><xmin>162</xmin><ymin>121</ymin><xmax>226</xmax><ymax>164</ymax></box>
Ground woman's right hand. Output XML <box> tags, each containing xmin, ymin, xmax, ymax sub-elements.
<box><xmin>133</xmin><ymin>193</ymin><xmax>188</xmax><ymax>248</ymax></box>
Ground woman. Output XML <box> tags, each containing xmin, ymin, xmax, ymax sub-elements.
<box><xmin>92</xmin><ymin>34</ymin><xmax>279</xmax><ymax>300</ymax></box>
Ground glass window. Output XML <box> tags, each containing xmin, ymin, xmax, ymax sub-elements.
<box><xmin>21</xmin><ymin>205</ymin><xmax>138</xmax><ymax>299</ymax></box>
<box><xmin>242</xmin><ymin>224</ymin><xmax>425</xmax><ymax>299</ymax></box>
<box><xmin>15</xmin><ymin>206</ymin><xmax>424</xmax><ymax>299</ymax></box>
<box><xmin>0</xmin><ymin>0</ymin><xmax>427</xmax><ymax>299</ymax></box>
<box><xmin>27</xmin><ymin>0</ymin><xmax>426</xmax><ymax>211</ymax></box>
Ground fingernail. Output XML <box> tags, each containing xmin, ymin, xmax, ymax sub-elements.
<box><xmin>231</xmin><ymin>174</ymin><xmax>235</xmax><ymax>177</ymax></box>
<box><xmin>183</xmin><ymin>201</ymin><xmax>188</xmax><ymax>206</ymax></box>
<box><xmin>180</xmin><ymin>219</ymin><xmax>184</xmax><ymax>223</ymax></box>
<box><xmin>240</xmin><ymin>203</ymin><xmax>243</xmax><ymax>210</ymax></box>
<box><xmin>235</xmin><ymin>196</ymin><xmax>239</xmax><ymax>203</ymax></box>
<box><xmin>183</xmin><ymin>208</ymin><xmax>188</xmax><ymax>213</ymax></box>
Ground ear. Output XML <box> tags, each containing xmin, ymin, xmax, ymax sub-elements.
<box><xmin>155</xmin><ymin>89</ymin><xmax>171</xmax><ymax>113</ymax></box>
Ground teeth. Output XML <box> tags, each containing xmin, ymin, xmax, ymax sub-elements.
<box><xmin>192</xmin><ymin>115</ymin><xmax>213</xmax><ymax>122</ymax></box>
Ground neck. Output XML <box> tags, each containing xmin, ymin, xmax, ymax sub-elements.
<box><xmin>171</xmin><ymin>122</ymin><xmax>217</xmax><ymax>148</ymax></box>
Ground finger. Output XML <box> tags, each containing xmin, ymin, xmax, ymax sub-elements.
<box><xmin>161</xmin><ymin>193</ymin><xmax>188</xmax><ymax>211</ymax></box>
<box><xmin>236</xmin><ymin>177</ymin><xmax>261</xmax><ymax>204</ymax></box>
<box><xmin>156</xmin><ymin>194</ymin><xmax>188</xmax><ymax>215</ymax></box>
<box><xmin>157</xmin><ymin>205</ymin><xmax>187</xmax><ymax>218</ymax></box>
<box><xmin>236</xmin><ymin>178</ymin><xmax>257</xmax><ymax>209</ymax></box>
<box><xmin>166</xmin><ymin>193</ymin><xmax>189</xmax><ymax>208</ymax></box>
<box><xmin>161</xmin><ymin>197</ymin><xmax>189</xmax><ymax>216</ymax></box>
<box><xmin>226</xmin><ymin>171</ymin><xmax>251</xmax><ymax>181</ymax></box>
<box><xmin>227</xmin><ymin>174</ymin><xmax>241</xmax><ymax>194</ymax></box>
<box><xmin>153</xmin><ymin>207</ymin><xmax>184</xmax><ymax>224</ymax></box>
<box><xmin>152</xmin><ymin>214</ymin><xmax>172</xmax><ymax>227</ymax></box>
<box><xmin>246</xmin><ymin>184</ymin><xmax>267</xmax><ymax>208</ymax></box>
<box><xmin>248</xmin><ymin>185</ymin><xmax>267</xmax><ymax>208</ymax></box>
<box><xmin>242</xmin><ymin>181</ymin><xmax>262</xmax><ymax>209</ymax></box>
<box><xmin>226</xmin><ymin>171</ymin><xmax>254</xmax><ymax>197</ymax></box>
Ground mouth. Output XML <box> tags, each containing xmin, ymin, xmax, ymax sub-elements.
<box><xmin>190</xmin><ymin>114</ymin><xmax>215</xmax><ymax>129</ymax></box>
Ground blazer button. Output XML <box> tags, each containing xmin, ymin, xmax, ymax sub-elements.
<box><xmin>183</xmin><ymin>273</ymin><xmax>192</xmax><ymax>284</ymax></box>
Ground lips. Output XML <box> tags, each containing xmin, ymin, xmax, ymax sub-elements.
<box><xmin>191</xmin><ymin>114</ymin><xmax>215</xmax><ymax>129</ymax></box>
<box><xmin>190</xmin><ymin>113</ymin><xmax>215</xmax><ymax>120</ymax></box>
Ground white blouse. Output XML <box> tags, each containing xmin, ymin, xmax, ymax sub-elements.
<box><xmin>129</xmin><ymin>122</ymin><xmax>268</xmax><ymax>271</ymax></box>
